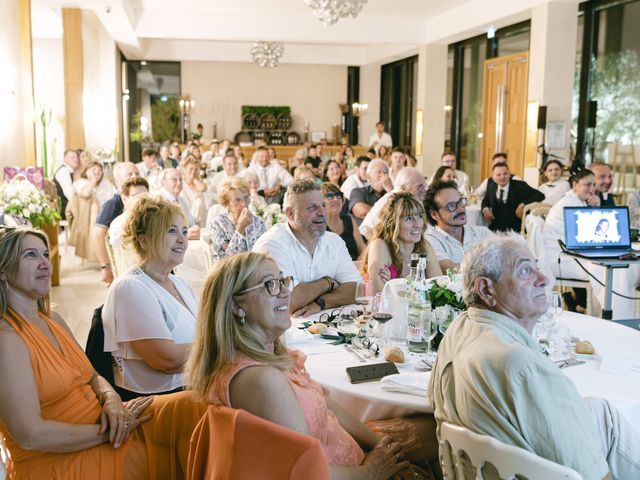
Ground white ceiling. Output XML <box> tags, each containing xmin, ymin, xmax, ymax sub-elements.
<box><xmin>30</xmin><ymin>0</ymin><xmax>561</xmax><ymax>65</ymax></box>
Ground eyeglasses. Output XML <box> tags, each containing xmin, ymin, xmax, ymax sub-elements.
<box><xmin>238</xmin><ymin>276</ymin><xmax>294</xmax><ymax>296</ymax></box>
<box><xmin>438</xmin><ymin>197</ymin><xmax>467</xmax><ymax>213</ymax></box>
<box><xmin>324</xmin><ymin>192</ymin><xmax>344</xmax><ymax>200</ymax></box>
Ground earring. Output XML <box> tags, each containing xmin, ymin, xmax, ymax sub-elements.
<box><xmin>238</xmin><ymin>312</ymin><xmax>245</xmax><ymax>326</ymax></box>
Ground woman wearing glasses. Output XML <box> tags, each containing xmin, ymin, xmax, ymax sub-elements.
<box><xmin>360</xmin><ymin>192</ymin><xmax>442</xmax><ymax>295</ymax></box>
<box><xmin>321</xmin><ymin>183</ymin><xmax>365</xmax><ymax>261</ymax></box>
<box><xmin>186</xmin><ymin>252</ymin><xmax>436</xmax><ymax>479</ymax></box>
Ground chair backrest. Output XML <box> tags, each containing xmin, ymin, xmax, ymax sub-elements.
<box><xmin>105</xmin><ymin>236</ymin><xmax>136</xmax><ymax>278</ymax></box>
<box><xmin>84</xmin><ymin>305</ymin><xmax>115</xmax><ymax>385</ymax></box>
<box><xmin>187</xmin><ymin>405</ymin><xmax>330</xmax><ymax>480</ymax></box>
<box><xmin>439</xmin><ymin>422</ymin><xmax>582</xmax><ymax>480</ymax></box>
<box><xmin>521</xmin><ymin>202</ymin><xmax>551</xmax><ymax>236</ymax></box>
<box><xmin>200</xmin><ymin>233</ymin><xmax>215</xmax><ymax>274</ymax></box>
<box><xmin>524</xmin><ymin>214</ymin><xmax>555</xmax><ymax>284</ymax></box>
<box><xmin>613</xmin><ymin>319</ymin><xmax>640</xmax><ymax>331</ymax></box>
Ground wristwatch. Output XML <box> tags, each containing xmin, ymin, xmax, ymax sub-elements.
<box><xmin>100</xmin><ymin>263</ymin><xmax>111</xmax><ymax>270</ymax></box>
<box><xmin>314</xmin><ymin>296</ymin><xmax>326</xmax><ymax>310</ymax></box>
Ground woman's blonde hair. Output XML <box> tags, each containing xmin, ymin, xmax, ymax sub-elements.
<box><xmin>181</xmin><ymin>155</ymin><xmax>201</xmax><ymax>171</ymax></box>
<box><xmin>0</xmin><ymin>227</ymin><xmax>50</xmax><ymax>317</ymax></box>
<box><xmin>121</xmin><ymin>196</ymin><xmax>186</xmax><ymax>262</ymax></box>
<box><xmin>359</xmin><ymin>192</ymin><xmax>428</xmax><ymax>274</ymax></box>
<box><xmin>186</xmin><ymin>252</ymin><xmax>292</xmax><ymax>400</ymax></box>
<box><xmin>218</xmin><ymin>177</ymin><xmax>250</xmax><ymax>208</ymax></box>
<box><xmin>81</xmin><ymin>161</ymin><xmax>103</xmax><ymax>180</ymax></box>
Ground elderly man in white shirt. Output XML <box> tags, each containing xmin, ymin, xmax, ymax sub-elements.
<box><xmin>158</xmin><ymin>168</ymin><xmax>200</xmax><ymax>239</ymax></box>
<box><xmin>245</xmin><ymin>146</ymin><xmax>293</xmax><ymax>204</ymax></box>
<box><xmin>368</xmin><ymin>121</ymin><xmax>393</xmax><ymax>153</ymax></box>
<box><xmin>359</xmin><ymin>167</ymin><xmax>427</xmax><ymax>240</ymax></box>
<box><xmin>253</xmin><ymin>179</ymin><xmax>362</xmax><ymax>317</ymax></box>
<box><xmin>340</xmin><ymin>156</ymin><xmax>370</xmax><ymax>200</ymax></box>
<box><xmin>424</xmin><ymin>180</ymin><xmax>493</xmax><ymax>272</ymax></box>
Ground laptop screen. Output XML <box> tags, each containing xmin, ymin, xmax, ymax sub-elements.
<box><xmin>563</xmin><ymin>206</ymin><xmax>631</xmax><ymax>250</ymax></box>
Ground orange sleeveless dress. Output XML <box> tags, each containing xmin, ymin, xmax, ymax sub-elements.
<box><xmin>1</xmin><ymin>308</ymin><xmax>206</xmax><ymax>480</ymax></box>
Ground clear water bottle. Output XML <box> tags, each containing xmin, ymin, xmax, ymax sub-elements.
<box><xmin>407</xmin><ymin>257</ymin><xmax>431</xmax><ymax>353</ymax></box>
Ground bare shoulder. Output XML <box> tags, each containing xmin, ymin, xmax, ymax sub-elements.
<box><xmin>0</xmin><ymin>323</ymin><xmax>31</xmax><ymax>365</ymax></box>
<box><xmin>231</xmin><ymin>364</ymin><xmax>290</xmax><ymax>393</ymax></box>
<box><xmin>49</xmin><ymin>310</ymin><xmax>75</xmax><ymax>337</ymax></box>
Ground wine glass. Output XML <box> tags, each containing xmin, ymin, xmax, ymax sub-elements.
<box><xmin>549</xmin><ymin>291</ymin><xmax>563</xmax><ymax>319</ymax></box>
<box><xmin>355</xmin><ymin>281</ymin><xmax>373</xmax><ymax>313</ymax></box>
<box><xmin>371</xmin><ymin>293</ymin><xmax>393</xmax><ymax>348</ymax></box>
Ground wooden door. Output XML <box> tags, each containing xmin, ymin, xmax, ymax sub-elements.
<box><xmin>480</xmin><ymin>52</ymin><xmax>529</xmax><ymax>179</ymax></box>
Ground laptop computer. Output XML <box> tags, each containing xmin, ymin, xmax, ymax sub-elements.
<box><xmin>562</xmin><ymin>206</ymin><xmax>634</xmax><ymax>258</ymax></box>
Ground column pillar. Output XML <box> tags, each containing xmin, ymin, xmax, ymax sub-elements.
<box><xmin>416</xmin><ymin>43</ymin><xmax>448</xmax><ymax>176</ymax></box>
<box><xmin>524</xmin><ymin>1</ymin><xmax>579</xmax><ymax>185</ymax></box>
<box><xmin>62</xmin><ymin>8</ymin><xmax>85</xmax><ymax>150</ymax></box>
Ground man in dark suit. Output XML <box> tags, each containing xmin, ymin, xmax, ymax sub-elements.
<box><xmin>481</xmin><ymin>162</ymin><xmax>545</xmax><ymax>232</ymax></box>
<box><xmin>590</xmin><ymin>161</ymin><xmax>615</xmax><ymax>206</ymax></box>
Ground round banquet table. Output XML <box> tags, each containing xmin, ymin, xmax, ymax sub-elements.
<box><xmin>288</xmin><ymin>310</ymin><xmax>640</xmax><ymax>430</ymax></box>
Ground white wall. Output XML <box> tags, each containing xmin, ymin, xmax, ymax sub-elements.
<box><xmin>181</xmin><ymin>61</ymin><xmax>347</xmax><ymax>142</ymax></box>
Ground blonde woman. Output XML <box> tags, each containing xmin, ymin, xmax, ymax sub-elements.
<box><xmin>360</xmin><ymin>192</ymin><xmax>442</xmax><ymax>294</ymax></box>
<box><xmin>73</xmin><ymin>161</ymin><xmax>116</xmax><ymax>209</ymax></box>
<box><xmin>102</xmin><ymin>196</ymin><xmax>198</xmax><ymax>400</ymax></box>
<box><xmin>180</xmin><ymin>156</ymin><xmax>208</xmax><ymax>226</ymax></box>
<box><xmin>186</xmin><ymin>252</ymin><xmax>437</xmax><ymax>479</ymax></box>
<box><xmin>208</xmin><ymin>177</ymin><xmax>266</xmax><ymax>261</ymax></box>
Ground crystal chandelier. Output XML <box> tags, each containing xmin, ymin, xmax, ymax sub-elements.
<box><xmin>250</xmin><ymin>41</ymin><xmax>285</xmax><ymax>68</ymax></box>
<box><xmin>303</xmin><ymin>0</ymin><xmax>368</xmax><ymax>26</ymax></box>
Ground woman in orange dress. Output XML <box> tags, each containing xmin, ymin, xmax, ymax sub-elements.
<box><xmin>0</xmin><ymin>226</ymin><xmax>205</xmax><ymax>479</ymax></box>
<box><xmin>186</xmin><ymin>252</ymin><xmax>439</xmax><ymax>479</ymax></box>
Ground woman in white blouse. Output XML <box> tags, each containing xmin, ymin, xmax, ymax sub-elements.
<box><xmin>102</xmin><ymin>196</ymin><xmax>198</xmax><ymax>400</ymax></box>
<box><xmin>207</xmin><ymin>176</ymin><xmax>266</xmax><ymax>262</ymax></box>
<box><xmin>73</xmin><ymin>161</ymin><xmax>116</xmax><ymax>208</ymax></box>
<box><xmin>539</xmin><ymin>159</ymin><xmax>570</xmax><ymax>205</ymax></box>
<box><xmin>180</xmin><ymin>156</ymin><xmax>208</xmax><ymax>226</ymax></box>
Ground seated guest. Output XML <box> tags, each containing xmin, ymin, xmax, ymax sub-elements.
<box><xmin>369</xmin><ymin>121</ymin><xmax>393</xmax><ymax>153</ymax></box>
<box><xmin>208</xmin><ymin>177</ymin><xmax>266</xmax><ymax>261</ymax></box>
<box><xmin>304</xmin><ymin>144</ymin><xmax>322</xmax><ymax>177</ymax></box>
<box><xmin>53</xmin><ymin>149</ymin><xmax>81</xmax><ymax>218</ymax></box>
<box><xmin>378</xmin><ymin>144</ymin><xmax>390</xmax><ymax>162</ymax></box>
<box><xmin>180</xmin><ymin>156</ymin><xmax>208</xmax><ymax>227</ymax></box>
<box><xmin>322</xmin><ymin>159</ymin><xmax>345</xmax><ymax>187</ymax></box>
<box><xmin>159</xmin><ymin>143</ymin><xmax>177</xmax><ymax>169</ymax></box>
<box><xmin>361</xmin><ymin>193</ymin><xmax>442</xmax><ymax>294</ymax></box>
<box><xmin>429</xmin><ymin>165</ymin><xmax>458</xmax><ymax>186</ymax></box>
<box><xmin>424</xmin><ymin>181</ymin><xmax>493</xmax><ymax>272</ymax></box>
<box><xmin>474</xmin><ymin>152</ymin><xmax>521</xmax><ymax>199</ymax></box>
<box><xmin>102</xmin><ymin>197</ymin><xmax>198</xmax><ymax>400</ymax></box>
<box><xmin>0</xmin><ymin>226</ymin><xmax>207</xmax><ymax>479</ymax></box>
<box><xmin>136</xmin><ymin>148</ymin><xmax>162</xmax><ymax>190</ymax></box>
<box><xmin>360</xmin><ymin>167</ymin><xmax>427</xmax><ymax>240</ymax></box>
<box><xmin>292</xmin><ymin>164</ymin><xmax>317</xmax><ymax>183</ymax></box>
<box><xmin>366</xmin><ymin>147</ymin><xmax>377</xmax><ymax>159</ymax></box>
<box><xmin>253</xmin><ymin>180</ymin><xmax>362</xmax><ymax>317</ymax></box>
<box><xmin>108</xmin><ymin>177</ymin><xmax>150</xmax><ymax>248</ymax></box>
<box><xmin>158</xmin><ymin>168</ymin><xmax>200</xmax><ymax>239</ymax></box>
<box><xmin>539</xmin><ymin>159</ymin><xmax>570</xmax><ymax>205</ymax></box>
<box><xmin>233</xmin><ymin>144</ymin><xmax>247</xmax><ymax>170</ymax></box>
<box><xmin>388</xmin><ymin>147</ymin><xmax>407</xmax><ymax>184</ymax></box>
<box><xmin>481</xmin><ymin>162</ymin><xmax>544</xmax><ymax>232</ymax></box>
<box><xmin>590</xmin><ymin>161</ymin><xmax>615</xmax><ymax>206</ymax></box>
<box><xmin>321</xmin><ymin>183</ymin><xmax>365</xmax><ymax>261</ymax></box>
<box><xmin>428</xmin><ymin>152</ymin><xmax>469</xmax><ymax>190</ymax></box>
<box><xmin>242</xmin><ymin>170</ymin><xmax>267</xmax><ymax>209</ymax></box>
<box><xmin>349</xmin><ymin>158</ymin><xmax>392</xmax><ymax>223</ymax></box>
<box><xmin>207</xmin><ymin>152</ymin><xmax>239</xmax><ymax>205</ymax></box>
<box><xmin>73</xmin><ymin>161</ymin><xmax>117</xmax><ymax>209</ymax></box>
<box><xmin>627</xmin><ymin>187</ymin><xmax>640</xmax><ymax>222</ymax></box>
<box><xmin>246</xmin><ymin>146</ymin><xmax>293</xmax><ymax>205</ymax></box>
<box><xmin>168</xmin><ymin>143</ymin><xmax>181</xmax><ymax>167</ymax></box>
<box><xmin>92</xmin><ymin>161</ymin><xmax>139</xmax><ymax>285</ymax></box>
<box><xmin>341</xmin><ymin>156</ymin><xmax>370</xmax><ymax>200</ymax></box>
<box><xmin>186</xmin><ymin>252</ymin><xmax>439</xmax><ymax>478</ymax></box>
<box><xmin>429</xmin><ymin>232</ymin><xmax>640</xmax><ymax>480</ymax></box>
<box><xmin>288</xmin><ymin>147</ymin><xmax>306</xmax><ymax>172</ymax></box>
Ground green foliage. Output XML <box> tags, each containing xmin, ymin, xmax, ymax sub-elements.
<box><xmin>241</xmin><ymin>105</ymin><xmax>291</xmax><ymax>118</ymax></box>
<box><xmin>428</xmin><ymin>283</ymin><xmax>466</xmax><ymax>311</ymax></box>
<box><xmin>151</xmin><ymin>96</ymin><xmax>180</xmax><ymax>142</ymax></box>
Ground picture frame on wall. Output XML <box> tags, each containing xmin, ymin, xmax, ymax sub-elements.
<box><xmin>311</xmin><ymin>131</ymin><xmax>326</xmax><ymax>143</ymax></box>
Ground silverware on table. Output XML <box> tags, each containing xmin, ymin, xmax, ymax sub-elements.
<box><xmin>344</xmin><ymin>344</ymin><xmax>367</xmax><ymax>363</ymax></box>
<box><xmin>555</xmin><ymin>359</ymin><xmax>586</xmax><ymax>369</ymax></box>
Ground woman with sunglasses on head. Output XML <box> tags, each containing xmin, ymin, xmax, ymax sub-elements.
<box><xmin>360</xmin><ymin>192</ymin><xmax>442</xmax><ymax>295</ymax></box>
<box><xmin>186</xmin><ymin>252</ymin><xmax>437</xmax><ymax>479</ymax></box>
<box><xmin>321</xmin><ymin>183</ymin><xmax>365</xmax><ymax>261</ymax></box>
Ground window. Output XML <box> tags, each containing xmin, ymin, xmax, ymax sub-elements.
<box><xmin>380</xmin><ymin>56</ymin><xmax>418</xmax><ymax>153</ymax></box>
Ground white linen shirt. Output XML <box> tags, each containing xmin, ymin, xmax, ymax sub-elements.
<box><xmin>368</xmin><ymin>132</ymin><xmax>393</xmax><ymax>150</ymax></box>
<box><xmin>426</xmin><ymin>225</ymin><xmax>494</xmax><ymax>265</ymax></box>
<box><xmin>158</xmin><ymin>188</ymin><xmax>195</xmax><ymax>227</ymax></box>
<box><xmin>539</xmin><ymin>179</ymin><xmax>571</xmax><ymax>205</ymax></box>
<box><xmin>245</xmin><ymin>163</ymin><xmax>293</xmax><ymax>191</ymax></box>
<box><xmin>340</xmin><ymin>174</ymin><xmax>368</xmax><ymax>200</ymax></box>
<box><xmin>252</xmin><ymin>222</ymin><xmax>362</xmax><ymax>286</ymax></box>
<box><xmin>359</xmin><ymin>191</ymin><xmax>394</xmax><ymax>238</ymax></box>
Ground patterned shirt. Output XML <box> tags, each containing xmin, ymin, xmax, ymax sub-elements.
<box><xmin>208</xmin><ymin>209</ymin><xmax>266</xmax><ymax>261</ymax></box>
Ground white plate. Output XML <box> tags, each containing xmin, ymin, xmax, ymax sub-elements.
<box><xmin>571</xmin><ymin>348</ymin><xmax>599</xmax><ymax>360</ymax></box>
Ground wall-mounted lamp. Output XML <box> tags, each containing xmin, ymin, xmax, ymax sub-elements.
<box><xmin>351</xmin><ymin>102</ymin><xmax>368</xmax><ymax>117</ymax></box>
<box><xmin>179</xmin><ymin>97</ymin><xmax>196</xmax><ymax>143</ymax></box>
<box><xmin>415</xmin><ymin>109</ymin><xmax>424</xmax><ymax>156</ymax></box>
<box><xmin>486</xmin><ymin>26</ymin><xmax>496</xmax><ymax>39</ymax></box>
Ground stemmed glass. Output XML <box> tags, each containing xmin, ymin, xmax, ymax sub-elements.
<box><xmin>355</xmin><ymin>281</ymin><xmax>373</xmax><ymax>318</ymax></box>
<box><xmin>371</xmin><ymin>293</ymin><xmax>393</xmax><ymax>348</ymax></box>
<box><xmin>535</xmin><ymin>291</ymin><xmax>564</xmax><ymax>354</ymax></box>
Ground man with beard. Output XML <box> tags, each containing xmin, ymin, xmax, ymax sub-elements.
<box><xmin>424</xmin><ymin>181</ymin><xmax>493</xmax><ymax>272</ymax></box>
<box><xmin>590</xmin><ymin>161</ymin><xmax>615</xmax><ymax>207</ymax></box>
<box><xmin>253</xmin><ymin>179</ymin><xmax>361</xmax><ymax>317</ymax></box>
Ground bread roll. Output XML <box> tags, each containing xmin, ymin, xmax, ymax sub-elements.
<box><xmin>575</xmin><ymin>340</ymin><xmax>595</xmax><ymax>355</ymax></box>
<box><xmin>307</xmin><ymin>323</ymin><xmax>328</xmax><ymax>334</ymax></box>
<box><xmin>384</xmin><ymin>346</ymin><xmax>405</xmax><ymax>364</ymax></box>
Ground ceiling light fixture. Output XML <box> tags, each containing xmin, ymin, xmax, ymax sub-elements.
<box><xmin>250</xmin><ymin>41</ymin><xmax>285</xmax><ymax>68</ymax></box>
<box><xmin>303</xmin><ymin>0</ymin><xmax>368</xmax><ymax>27</ymax></box>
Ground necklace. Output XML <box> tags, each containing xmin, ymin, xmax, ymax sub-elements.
<box><xmin>140</xmin><ymin>264</ymin><xmax>183</xmax><ymax>302</ymax></box>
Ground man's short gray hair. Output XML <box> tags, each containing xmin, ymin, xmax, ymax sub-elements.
<box><xmin>158</xmin><ymin>168</ymin><xmax>179</xmax><ymax>184</ymax></box>
<box><xmin>461</xmin><ymin>231</ymin><xmax>527</xmax><ymax>306</ymax></box>
<box><xmin>366</xmin><ymin>158</ymin><xmax>388</xmax><ymax>175</ymax></box>
<box><xmin>394</xmin><ymin>167</ymin><xmax>423</xmax><ymax>190</ymax></box>
<box><xmin>283</xmin><ymin>179</ymin><xmax>319</xmax><ymax>209</ymax></box>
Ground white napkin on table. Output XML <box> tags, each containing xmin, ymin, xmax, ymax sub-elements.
<box><xmin>284</xmin><ymin>328</ymin><xmax>314</xmax><ymax>345</ymax></box>
<box><xmin>380</xmin><ymin>372</ymin><xmax>431</xmax><ymax>397</ymax></box>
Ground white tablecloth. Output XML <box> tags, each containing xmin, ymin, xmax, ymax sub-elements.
<box><xmin>465</xmin><ymin>204</ymin><xmax>487</xmax><ymax>227</ymax></box>
<box><xmin>289</xmin><ymin>310</ymin><xmax>640</xmax><ymax>430</ymax></box>
<box><xmin>176</xmin><ymin>239</ymin><xmax>207</xmax><ymax>293</ymax></box>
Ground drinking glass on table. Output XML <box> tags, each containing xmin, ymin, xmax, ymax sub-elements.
<box><xmin>355</xmin><ymin>280</ymin><xmax>373</xmax><ymax>313</ymax></box>
<box><xmin>371</xmin><ymin>293</ymin><xmax>393</xmax><ymax>347</ymax></box>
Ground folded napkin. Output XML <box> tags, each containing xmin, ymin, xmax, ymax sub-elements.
<box><xmin>380</xmin><ymin>372</ymin><xmax>431</xmax><ymax>397</ymax></box>
<box><xmin>284</xmin><ymin>327</ymin><xmax>314</xmax><ymax>346</ymax></box>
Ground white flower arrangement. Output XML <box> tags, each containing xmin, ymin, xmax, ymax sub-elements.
<box><xmin>0</xmin><ymin>179</ymin><xmax>60</xmax><ymax>228</ymax></box>
<box><xmin>250</xmin><ymin>201</ymin><xmax>286</xmax><ymax>228</ymax></box>
<box><xmin>428</xmin><ymin>268</ymin><xmax>465</xmax><ymax>311</ymax></box>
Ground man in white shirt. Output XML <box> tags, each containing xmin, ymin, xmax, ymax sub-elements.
<box><xmin>245</xmin><ymin>146</ymin><xmax>293</xmax><ymax>204</ymax></box>
<box><xmin>427</xmin><ymin>151</ymin><xmax>470</xmax><ymax>189</ymax></box>
<box><xmin>136</xmin><ymin>148</ymin><xmax>162</xmax><ymax>191</ymax></box>
<box><xmin>158</xmin><ymin>168</ymin><xmax>200</xmax><ymax>238</ymax></box>
<box><xmin>53</xmin><ymin>149</ymin><xmax>80</xmax><ymax>218</ymax></box>
<box><xmin>368</xmin><ymin>121</ymin><xmax>393</xmax><ymax>153</ymax></box>
<box><xmin>253</xmin><ymin>179</ymin><xmax>362</xmax><ymax>317</ymax></box>
<box><xmin>424</xmin><ymin>180</ymin><xmax>493</xmax><ymax>272</ymax></box>
<box><xmin>340</xmin><ymin>156</ymin><xmax>370</xmax><ymax>200</ymax></box>
<box><xmin>207</xmin><ymin>152</ymin><xmax>239</xmax><ymax>205</ymax></box>
<box><xmin>359</xmin><ymin>167</ymin><xmax>426</xmax><ymax>240</ymax></box>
